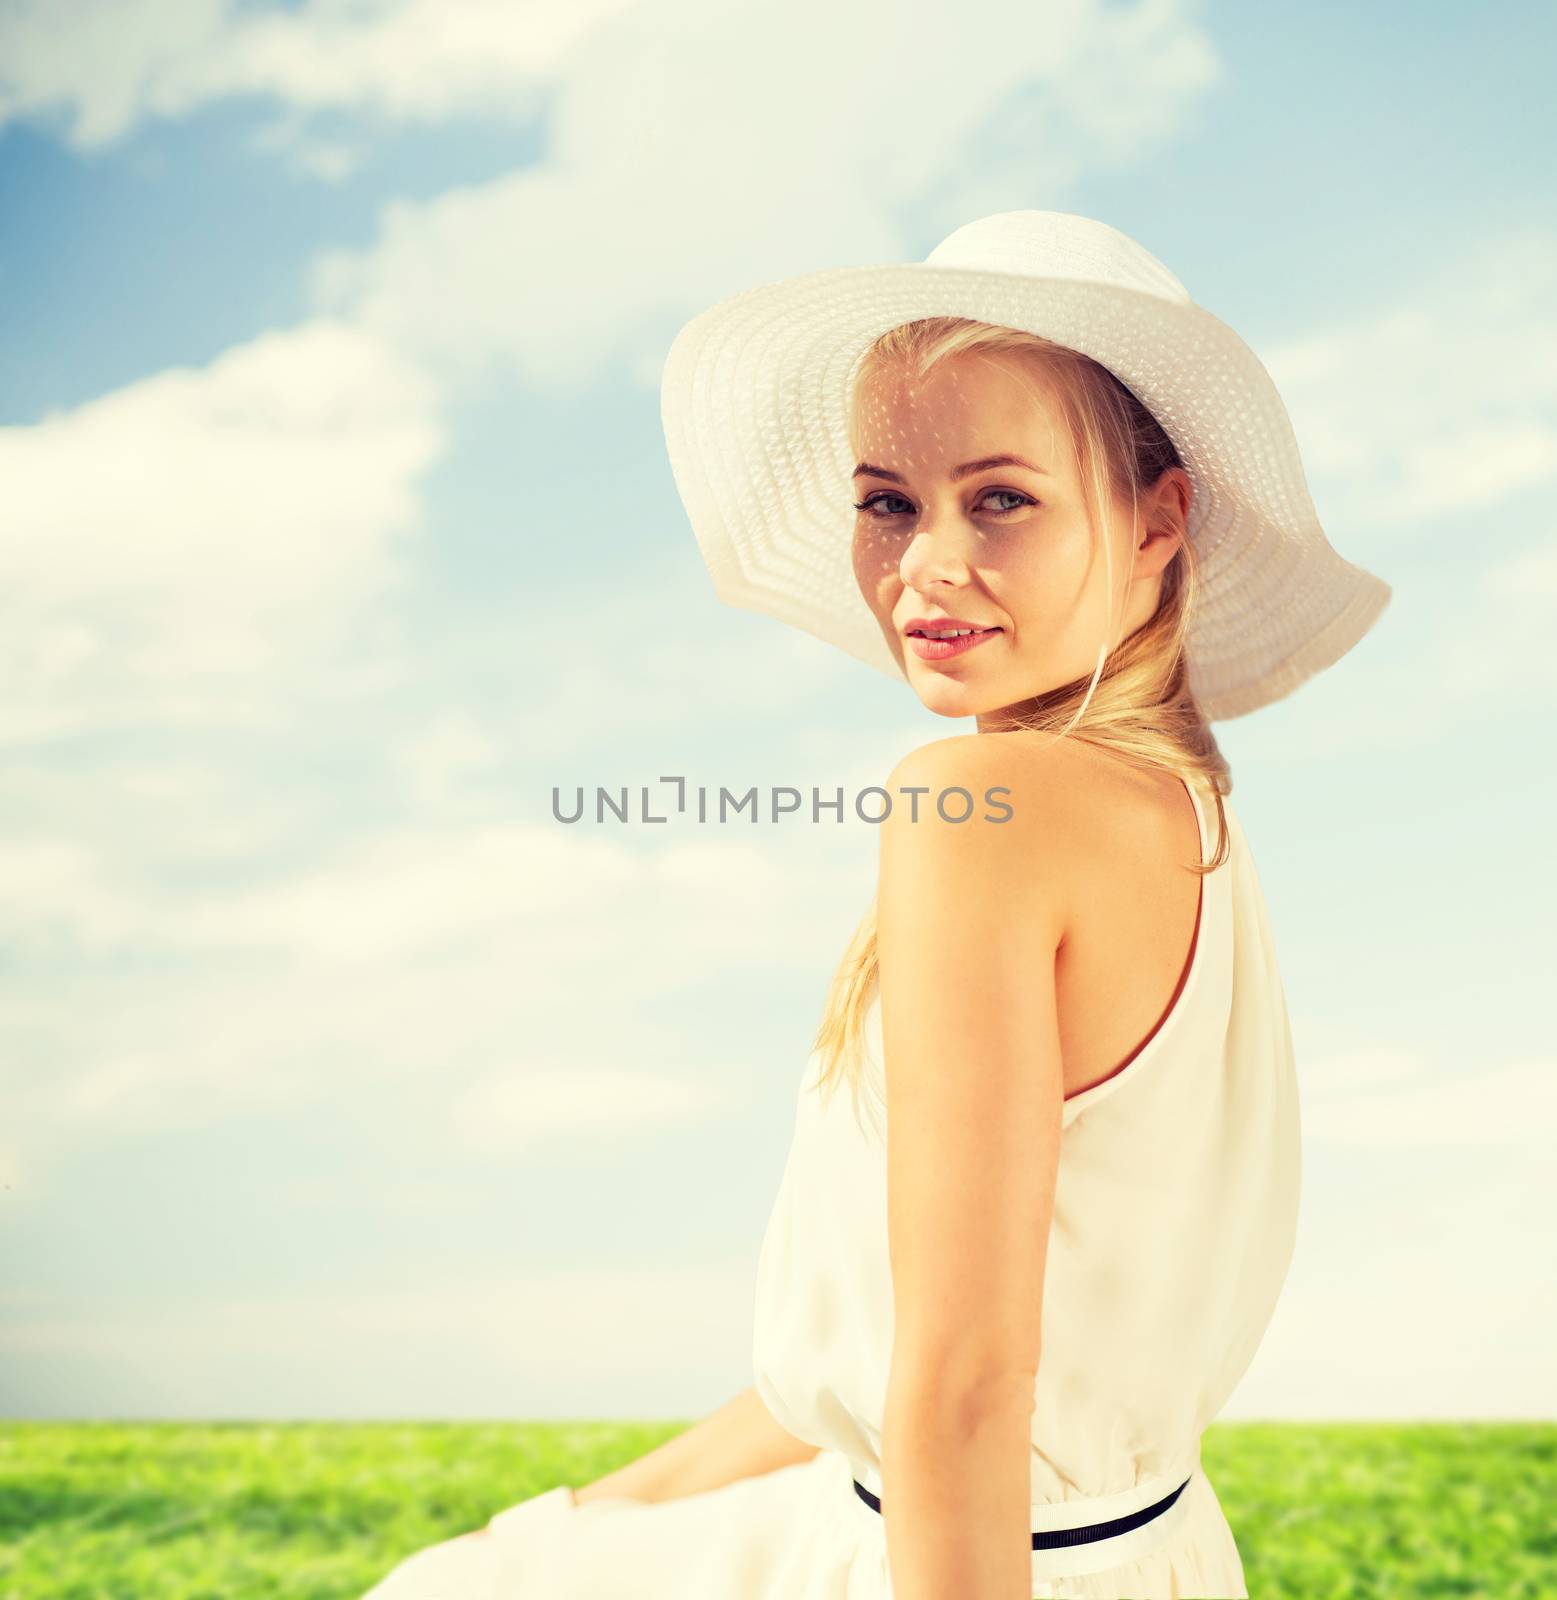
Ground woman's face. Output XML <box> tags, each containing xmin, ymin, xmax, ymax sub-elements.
<box><xmin>850</xmin><ymin>352</ymin><xmax>1189</xmax><ymax>730</ymax></box>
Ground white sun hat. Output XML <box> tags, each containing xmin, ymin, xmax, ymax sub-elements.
<box><xmin>658</xmin><ymin>209</ymin><xmax>1392</xmax><ymax>721</ymax></box>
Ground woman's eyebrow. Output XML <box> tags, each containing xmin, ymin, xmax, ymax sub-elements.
<box><xmin>851</xmin><ymin>454</ymin><xmax>1047</xmax><ymax>483</ymax></box>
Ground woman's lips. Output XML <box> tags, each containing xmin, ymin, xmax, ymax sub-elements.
<box><xmin>905</xmin><ymin>626</ymin><xmax>1002</xmax><ymax>663</ymax></box>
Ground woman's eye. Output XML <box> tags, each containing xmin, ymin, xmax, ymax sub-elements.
<box><xmin>977</xmin><ymin>488</ymin><xmax>1036</xmax><ymax>514</ymax></box>
<box><xmin>852</xmin><ymin>492</ymin><xmax>913</xmax><ymax>518</ymax></box>
<box><xmin>851</xmin><ymin>488</ymin><xmax>1037</xmax><ymax>519</ymax></box>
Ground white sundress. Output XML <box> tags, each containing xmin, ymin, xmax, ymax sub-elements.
<box><xmin>363</xmin><ymin>779</ymin><xmax>1301</xmax><ymax>1599</ymax></box>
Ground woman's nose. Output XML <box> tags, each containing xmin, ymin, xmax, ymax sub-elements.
<box><xmin>899</xmin><ymin>516</ymin><xmax>973</xmax><ymax>589</ymax></box>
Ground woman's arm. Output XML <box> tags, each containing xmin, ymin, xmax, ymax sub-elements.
<box><xmin>572</xmin><ymin>1384</ymin><xmax>822</xmax><ymax>1505</ymax></box>
<box><xmin>874</xmin><ymin>736</ymin><xmax>1068</xmax><ymax>1600</ymax></box>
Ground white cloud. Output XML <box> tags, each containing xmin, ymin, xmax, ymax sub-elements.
<box><xmin>0</xmin><ymin>808</ymin><xmax>874</xmax><ymax>1177</ymax></box>
<box><xmin>1302</xmin><ymin>1052</ymin><xmax>1557</xmax><ymax>1147</ymax></box>
<box><xmin>1226</xmin><ymin>226</ymin><xmax>1557</xmax><ymax>761</ymax></box>
<box><xmin>1235</xmin><ymin>1094</ymin><xmax>1556</xmax><ymax>1419</ymax></box>
<box><xmin>304</xmin><ymin>0</ymin><xmax>1219</xmax><ymax>391</ymax></box>
<box><xmin>1432</xmin><ymin>533</ymin><xmax>1557</xmax><ymax>709</ymax></box>
<box><xmin>0</xmin><ymin>0</ymin><xmax>635</xmax><ymax>153</ymax></box>
<box><xmin>0</xmin><ymin>0</ymin><xmax>224</xmax><ymax>149</ymax></box>
<box><xmin>0</xmin><ymin>1256</ymin><xmax>758</xmax><ymax>1418</ymax></box>
<box><xmin>391</xmin><ymin>706</ymin><xmax>507</xmax><ymax>816</ymax></box>
<box><xmin>1296</xmin><ymin>1046</ymin><xmax>1420</xmax><ymax>1099</ymax></box>
<box><xmin>501</xmin><ymin>601</ymin><xmax>860</xmax><ymax>760</ymax></box>
<box><xmin>1232</xmin><ymin>516</ymin><xmax>1557</xmax><ymax>767</ymax></box>
<box><xmin>0</xmin><ymin>318</ymin><xmax>445</xmax><ymax>742</ymax></box>
<box><xmin>1264</xmin><ymin>226</ymin><xmax>1557</xmax><ymax>535</ymax></box>
<box><xmin>1236</xmin><ymin>1195</ymin><xmax>1555</xmax><ymax>1420</ymax></box>
<box><xmin>450</xmin><ymin>1062</ymin><xmax>740</xmax><ymax>1151</ymax></box>
<box><xmin>1215</xmin><ymin>1052</ymin><xmax>1557</xmax><ymax>1420</ymax></box>
<box><xmin>0</xmin><ymin>0</ymin><xmax>1218</xmax><ymax>221</ymax></box>
<box><xmin>250</xmin><ymin>114</ymin><xmax>369</xmax><ymax>182</ymax></box>
<box><xmin>1483</xmin><ymin>538</ymin><xmax>1557</xmax><ymax>601</ymax></box>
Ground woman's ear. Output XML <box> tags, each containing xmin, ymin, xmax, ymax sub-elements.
<box><xmin>1137</xmin><ymin>467</ymin><xmax>1192</xmax><ymax>571</ymax></box>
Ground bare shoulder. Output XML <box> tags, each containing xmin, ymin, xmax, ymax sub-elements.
<box><xmin>880</xmin><ymin>732</ymin><xmax>1166</xmax><ymax>915</ymax></box>
<box><xmin>877</xmin><ymin>733</ymin><xmax>1114</xmax><ymax>959</ymax></box>
<box><xmin>883</xmin><ymin>729</ymin><xmax>1102</xmax><ymax>844</ymax></box>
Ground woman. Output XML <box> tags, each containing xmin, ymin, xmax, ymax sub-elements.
<box><xmin>363</xmin><ymin>211</ymin><xmax>1391</xmax><ymax>1599</ymax></box>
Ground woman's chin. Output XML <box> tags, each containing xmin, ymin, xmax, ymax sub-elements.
<box><xmin>909</xmin><ymin>674</ymin><xmax>988</xmax><ymax>718</ymax></box>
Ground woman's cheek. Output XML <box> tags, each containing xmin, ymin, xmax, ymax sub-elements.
<box><xmin>852</xmin><ymin>534</ymin><xmax>902</xmax><ymax>621</ymax></box>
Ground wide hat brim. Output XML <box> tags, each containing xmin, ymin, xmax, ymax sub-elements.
<box><xmin>659</xmin><ymin>243</ymin><xmax>1391</xmax><ymax>721</ymax></box>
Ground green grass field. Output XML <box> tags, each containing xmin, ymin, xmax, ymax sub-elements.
<box><xmin>1</xmin><ymin>1421</ymin><xmax>1550</xmax><ymax>1597</ymax></box>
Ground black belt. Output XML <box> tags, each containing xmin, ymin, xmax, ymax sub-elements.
<box><xmin>851</xmin><ymin>1474</ymin><xmax>1191</xmax><ymax>1551</ymax></box>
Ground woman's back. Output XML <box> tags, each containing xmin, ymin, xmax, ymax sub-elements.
<box><xmin>1050</xmin><ymin>754</ymin><xmax>1215</xmax><ymax>1104</ymax></box>
<box><xmin>750</xmin><ymin>778</ymin><xmax>1300</xmax><ymax>1592</ymax></box>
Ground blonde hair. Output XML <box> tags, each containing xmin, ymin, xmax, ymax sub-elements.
<box><xmin>811</xmin><ymin>315</ymin><xmax>1232</xmax><ymax>1105</ymax></box>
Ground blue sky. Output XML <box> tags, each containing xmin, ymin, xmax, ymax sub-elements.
<box><xmin>1</xmin><ymin>0</ymin><xmax>1553</xmax><ymax>1423</ymax></box>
